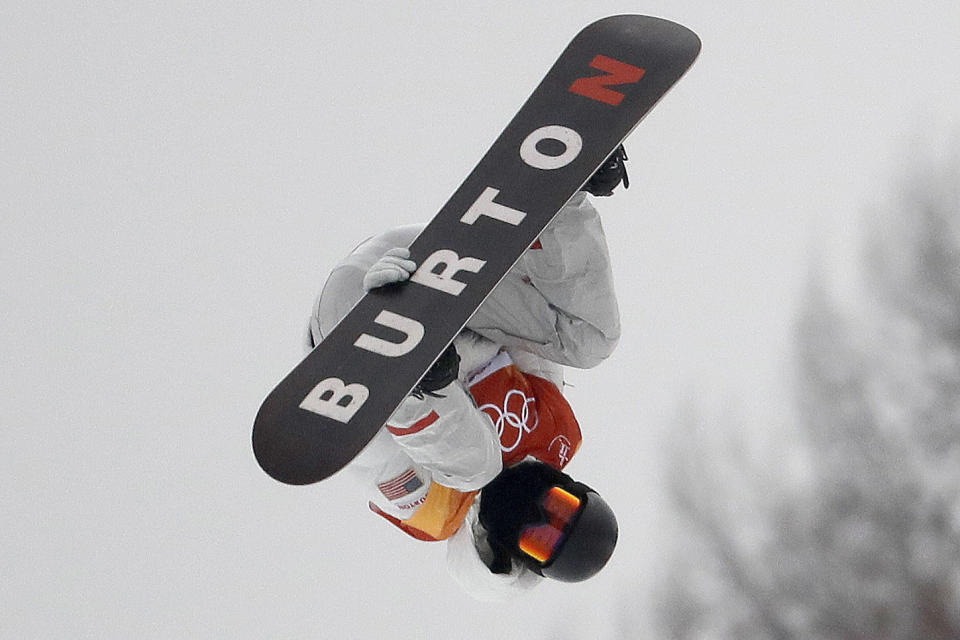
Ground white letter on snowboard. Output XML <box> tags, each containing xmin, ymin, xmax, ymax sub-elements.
<box><xmin>354</xmin><ymin>310</ymin><xmax>424</xmax><ymax>357</ymax></box>
<box><xmin>299</xmin><ymin>378</ymin><xmax>369</xmax><ymax>423</ymax></box>
<box><xmin>460</xmin><ymin>187</ymin><xmax>526</xmax><ymax>226</ymax></box>
<box><xmin>410</xmin><ymin>249</ymin><xmax>486</xmax><ymax>296</ymax></box>
<box><xmin>519</xmin><ymin>125</ymin><xmax>582</xmax><ymax>169</ymax></box>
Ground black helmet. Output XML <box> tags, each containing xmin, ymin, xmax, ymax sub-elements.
<box><xmin>478</xmin><ymin>460</ymin><xmax>618</xmax><ymax>582</ymax></box>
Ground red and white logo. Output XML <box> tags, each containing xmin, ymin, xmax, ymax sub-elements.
<box><xmin>548</xmin><ymin>435</ymin><xmax>574</xmax><ymax>467</ymax></box>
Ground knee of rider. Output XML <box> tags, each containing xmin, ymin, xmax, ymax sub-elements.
<box><xmin>558</xmin><ymin>325</ymin><xmax>619</xmax><ymax>369</ymax></box>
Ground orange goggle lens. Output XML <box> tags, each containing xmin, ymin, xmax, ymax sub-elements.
<box><xmin>518</xmin><ymin>487</ymin><xmax>582</xmax><ymax>564</ymax></box>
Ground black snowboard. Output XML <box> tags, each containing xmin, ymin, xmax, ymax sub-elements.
<box><xmin>254</xmin><ymin>15</ymin><xmax>700</xmax><ymax>485</ymax></box>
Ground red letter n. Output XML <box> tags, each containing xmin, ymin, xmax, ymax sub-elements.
<box><xmin>569</xmin><ymin>54</ymin><xmax>646</xmax><ymax>106</ymax></box>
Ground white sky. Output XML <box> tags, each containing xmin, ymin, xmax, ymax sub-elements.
<box><xmin>3</xmin><ymin>1</ymin><xmax>959</xmax><ymax>638</ymax></box>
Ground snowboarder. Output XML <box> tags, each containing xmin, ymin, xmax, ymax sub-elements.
<box><xmin>306</xmin><ymin>148</ymin><xmax>628</xmax><ymax>600</ymax></box>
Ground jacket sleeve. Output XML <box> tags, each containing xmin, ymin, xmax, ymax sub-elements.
<box><xmin>386</xmin><ymin>379</ymin><xmax>502</xmax><ymax>492</ymax></box>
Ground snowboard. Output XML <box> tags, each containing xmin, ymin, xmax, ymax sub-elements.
<box><xmin>253</xmin><ymin>15</ymin><xmax>701</xmax><ymax>485</ymax></box>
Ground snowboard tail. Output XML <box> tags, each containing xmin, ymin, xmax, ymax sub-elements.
<box><xmin>253</xmin><ymin>15</ymin><xmax>701</xmax><ymax>485</ymax></box>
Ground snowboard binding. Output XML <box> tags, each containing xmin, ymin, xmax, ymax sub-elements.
<box><xmin>582</xmin><ymin>145</ymin><xmax>629</xmax><ymax>197</ymax></box>
<box><xmin>411</xmin><ymin>343</ymin><xmax>460</xmax><ymax>398</ymax></box>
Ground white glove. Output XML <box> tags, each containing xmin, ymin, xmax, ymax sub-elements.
<box><xmin>363</xmin><ymin>247</ymin><xmax>417</xmax><ymax>291</ymax></box>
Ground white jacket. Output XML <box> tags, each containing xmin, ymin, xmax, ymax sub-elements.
<box><xmin>307</xmin><ymin>192</ymin><xmax>619</xmax><ymax>598</ymax></box>
<box><xmin>308</xmin><ymin>192</ymin><xmax>620</xmax><ymax>368</ymax></box>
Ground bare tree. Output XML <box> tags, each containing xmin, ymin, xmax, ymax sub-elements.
<box><xmin>654</xmin><ymin>147</ymin><xmax>960</xmax><ymax>639</ymax></box>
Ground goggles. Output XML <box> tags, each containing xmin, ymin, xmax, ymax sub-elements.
<box><xmin>518</xmin><ymin>486</ymin><xmax>583</xmax><ymax>565</ymax></box>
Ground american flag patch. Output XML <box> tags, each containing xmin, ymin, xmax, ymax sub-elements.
<box><xmin>377</xmin><ymin>469</ymin><xmax>423</xmax><ymax>501</ymax></box>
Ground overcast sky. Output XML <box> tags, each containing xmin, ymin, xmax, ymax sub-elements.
<box><xmin>3</xmin><ymin>1</ymin><xmax>959</xmax><ymax>638</ymax></box>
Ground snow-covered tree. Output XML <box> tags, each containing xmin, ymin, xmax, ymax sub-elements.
<box><xmin>655</xmin><ymin>147</ymin><xmax>960</xmax><ymax>639</ymax></box>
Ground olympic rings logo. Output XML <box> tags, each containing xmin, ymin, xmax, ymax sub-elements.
<box><xmin>479</xmin><ymin>389</ymin><xmax>539</xmax><ymax>453</ymax></box>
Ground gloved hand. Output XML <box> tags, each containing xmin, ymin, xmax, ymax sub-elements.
<box><xmin>363</xmin><ymin>247</ymin><xmax>417</xmax><ymax>291</ymax></box>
